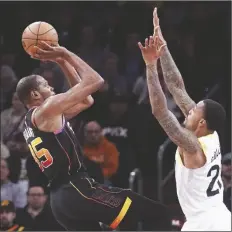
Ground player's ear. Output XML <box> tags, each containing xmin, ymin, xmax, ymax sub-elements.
<box><xmin>199</xmin><ymin>119</ymin><xmax>206</xmax><ymax>127</ymax></box>
<box><xmin>30</xmin><ymin>90</ymin><xmax>40</xmax><ymax>100</ymax></box>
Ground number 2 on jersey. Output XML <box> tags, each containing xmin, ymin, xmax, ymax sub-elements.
<box><xmin>28</xmin><ymin>137</ymin><xmax>53</xmax><ymax>171</ymax></box>
<box><xmin>206</xmin><ymin>164</ymin><xmax>222</xmax><ymax>197</ymax></box>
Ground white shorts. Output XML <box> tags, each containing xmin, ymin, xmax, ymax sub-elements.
<box><xmin>181</xmin><ymin>208</ymin><xmax>231</xmax><ymax>231</ymax></box>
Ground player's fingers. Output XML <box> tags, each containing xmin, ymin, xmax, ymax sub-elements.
<box><xmin>145</xmin><ymin>38</ymin><xmax>149</xmax><ymax>48</ymax></box>
<box><xmin>40</xmin><ymin>41</ymin><xmax>53</xmax><ymax>50</ymax></box>
<box><xmin>149</xmin><ymin>36</ymin><xmax>154</xmax><ymax>47</ymax></box>
<box><xmin>138</xmin><ymin>42</ymin><xmax>145</xmax><ymax>51</ymax></box>
<box><xmin>153</xmin><ymin>7</ymin><xmax>159</xmax><ymax>27</ymax></box>
<box><xmin>33</xmin><ymin>46</ymin><xmax>46</xmax><ymax>54</ymax></box>
<box><xmin>154</xmin><ymin>26</ymin><xmax>160</xmax><ymax>37</ymax></box>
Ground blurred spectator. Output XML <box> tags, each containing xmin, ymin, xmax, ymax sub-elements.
<box><xmin>52</xmin><ymin>6</ymin><xmax>77</xmax><ymax>49</ymax></box>
<box><xmin>1</xmin><ymin>92</ymin><xmax>28</xmax><ymax>184</ymax></box>
<box><xmin>0</xmin><ymin>200</ymin><xmax>26</xmax><ymax>231</ymax></box>
<box><xmin>222</xmin><ymin>152</ymin><xmax>231</xmax><ymax>211</ymax></box>
<box><xmin>101</xmin><ymin>53</ymin><xmax>128</xmax><ymax>96</ymax></box>
<box><xmin>99</xmin><ymin>94</ymin><xmax>136</xmax><ymax>187</ymax></box>
<box><xmin>0</xmin><ymin>159</ymin><xmax>27</xmax><ymax>208</ymax></box>
<box><xmin>1</xmin><ymin>50</ymin><xmax>16</xmax><ymax>69</ymax></box>
<box><xmin>0</xmin><ymin>65</ymin><xmax>18</xmax><ymax>111</ymax></box>
<box><xmin>98</xmin><ymin>7</ymin><xmax>125</xmax><ymax>55</ymax></box>
<box><xmin>133</xmin><ymin>64</ymin><xmax>181</xmax><ymax>119</ymax></box>
<box><xmin>121</xmin><ymin>32</ymin><xmax>143</xmax><ymax>88</ymax></box>
<box><xmin>16</xmin><ymin>186</ymin><xmax>63</xmax><ymax>231</ymax></box>
<box><xmin>83</xmin><ymin>121</ymin><xmax>119</xmax><ymax>184</ymax></box>
<box><xmin>1</xmin><ymin>141</ymin><xmax>10</xmax><ymax>159</ymax></box>
<box><xmin>32</xmin><ymin>61</ymin><xmax>67</xmax><ymax>94</ymax></box>
<box><xmin>133</xmin><ymin>70</ymin><xmax>149</xmax><ymax>105</ymax></box>
<box><xmin>76</xmin><ymin>25</ymin><xmax>104</xmax><ymax>72</ymax></box>
<box><xmin>1</xmin><ymin>92</ymin><xmax>26</xmax><ymax>147</ymax></box>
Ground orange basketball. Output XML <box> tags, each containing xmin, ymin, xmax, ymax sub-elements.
<box><xmin>22</xmin><ymin>21</ymin><xmax>59</xmax><ymax>56</ymax></box>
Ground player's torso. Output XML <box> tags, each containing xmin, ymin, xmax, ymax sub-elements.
<box><xmin>23</xmin><ymin>108</ymin><xmax>84</xmax><ymax>183</ymax></box>
<box><xmin>175</xmin><ymin>132</ymin><xmax>226</xmax><ymax>219</ymax></box>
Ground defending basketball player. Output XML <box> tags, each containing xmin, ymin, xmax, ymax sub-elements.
<box><xmin>16</xmin><ymin>43</ymin><xmax>171</xmax><ymax>231</ymax></box>
<box><xmin>138</xmin><ymin>8</ymin><xmax>231</xmax><ymax>231</ymax></box>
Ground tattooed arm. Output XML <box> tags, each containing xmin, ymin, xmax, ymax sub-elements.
<box><xmin>146</xmin><ymin>62</ymin><xmax>201</xmax><ymax>154</ymax></box>
<box><xmin>160</xmin><ymin>46</ymin><xmax>196</xmax><ymax>117</ymax></box>
<box><xmin>152</xmin><ymin>8</ymin><xmax>196</xmax><ymax>117</ymax></box>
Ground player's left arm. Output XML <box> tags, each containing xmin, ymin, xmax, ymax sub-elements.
<box><xmin>146</xmin><ymin>62</ymin><xmax>201</xmax><ymax>154</ymax></box>
<box><xmin>56</xmin><ymin>59</ymin><xmax>94</xmax><ymax>119</ymax></box>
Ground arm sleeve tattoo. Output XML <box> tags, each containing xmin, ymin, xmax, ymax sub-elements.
<box><xmin>160</xmin><ymin>46</ymin><xmax>196</xmax><ymax>117</ymax></box>
<box><xmin>146</xmin><ymin>63</ymin><xmax>200</xmax><ymax>154</ymax></box>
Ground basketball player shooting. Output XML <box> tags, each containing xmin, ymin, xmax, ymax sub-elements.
<box><xmin>16</xmin><ymin>43</ymin><xmax>171</xmax><ymax>231</ymax></box>
<box><xmin>138</xmin><ymin>8</ymin><xmax>231</xmax><ymax>231</ymax></box>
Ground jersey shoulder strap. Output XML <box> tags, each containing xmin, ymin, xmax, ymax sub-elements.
<box><xmin>198</xmin><ymin>131</ymin><xmax>219</xmax><ymax>163</ymax></box>
<box><xmin>25</xmin><ymin>107</ymin><xmax>38</xmax><ymax>129</ymax></box>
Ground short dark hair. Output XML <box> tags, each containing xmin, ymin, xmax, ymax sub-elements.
<box><xmin>16</xmin><ymin>75</ymin><xmax>40</xmax><ymax>104</ymax></box>
<box><xmin>203</xmin><ymin>99</ymin><xmax>226</xmax><ymax>133</ymax></box>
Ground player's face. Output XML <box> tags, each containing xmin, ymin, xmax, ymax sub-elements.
<box><xmin>36</xmin><ymin>76</ymin><xmax>55</xmax><ymax>99</ymax></box>
<box><xmin>183</xmin><ymin>101</ymin><xmax>205</xmax><ymax>132</ymax></box>
<box><xmin>0</xmin><ymin>211</ymin><xmax>15</xmax><ymax>227</ymax></box>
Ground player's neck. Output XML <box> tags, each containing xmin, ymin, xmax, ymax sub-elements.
<box><xmin>195</xmin><ymin>129</ymin><xmax>213</xmax><ymax>138</ymax></box>
<box><xmin>27</xmin><ymin>100</ymin><xmax>43</xmax><ymax>109</ymax></box>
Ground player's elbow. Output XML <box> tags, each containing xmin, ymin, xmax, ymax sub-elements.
<box><xmin>96</xmin><ymin>78</ymin><xmax>104</xmax><ymax>88</ymax></box>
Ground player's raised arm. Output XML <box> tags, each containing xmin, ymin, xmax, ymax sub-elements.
<box><xmin>33</xmin><ymin>42</ymin><xmax>94</xmax><ymax>119</ymax></box>
<box><xmin>138</xmin><ymin>36</ymin><xmax>201</xmax><ymax>155</ymax></box>
<box><xmin>153</xmin><ymin>8</ymin><xmax>196</xmax><ymax>117</ymax></box>
<box><xmin>31</xmin><ymin>45</ymin><xmax>104</xmax><ymax>118</ymax></box>
<box><xmin>57</xmin><ymin>59</ymin><xmax>94</xmax><ymax>119</ymax></box>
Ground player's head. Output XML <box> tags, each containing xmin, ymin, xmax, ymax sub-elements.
<box><xmin>183</xmin><ymin>99</ymin><xmax>226</xmax><ymax>135</ymax></box>
<box><xmin>16</xmin><ymin>75</ymin><xmax>55</xmax><ymax>108</ymax></box>
<box><xmin>0</xmin><ymin>200</ymin><xmax>16</xmax><ymax>228</ymax></box>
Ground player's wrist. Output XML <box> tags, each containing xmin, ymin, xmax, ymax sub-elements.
<box><xmin>62</xmin><ymin>48</ymin><xmax>70</xmax><ymax>60</ymax></box>
<box><xmin>145</xmin><ymin>59</ymin><xmax>158</xmax><ymax>67</ymax></box>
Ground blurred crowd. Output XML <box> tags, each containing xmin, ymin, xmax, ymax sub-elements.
<box><xmin>0</xmin><ymin>1</ymin><xmax>231</xmax><ymax>231</ymax></box>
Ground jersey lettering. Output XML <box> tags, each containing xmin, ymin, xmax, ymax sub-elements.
<box><xmin>28</xmin><ymin>137</ymin><xmax>53</xmax><ymax>171</ymax></box>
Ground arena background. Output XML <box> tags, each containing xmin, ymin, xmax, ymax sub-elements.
<box><xmin>0</xmin><ymin>1</ymin><xmax>231</xmax><ymax>230</ymax></box>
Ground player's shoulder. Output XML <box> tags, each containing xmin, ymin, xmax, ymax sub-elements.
<box><xmin>198</xmin><ymin>131</ymin><xmax>219</xmax><ymax>151</ymax></box>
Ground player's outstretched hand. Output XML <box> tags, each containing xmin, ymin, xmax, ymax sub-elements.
<box><xmin>31</xmin><ymin>41</ymin><xmax>67</xmax><ymax>62</ymax></box>
<box><xmin>138</xmin><ymin>36</ymin><xmax>166</xmax><ymax>65</ymax></box>
<box><xmin>153</xmin><ymin>7</ymin><xmax>166</xmax><ymax>50</ymax></box>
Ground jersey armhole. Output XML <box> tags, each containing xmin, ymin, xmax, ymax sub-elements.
<box><xmin>198</xmin><ymin>139</ymin><xmax>208</xmax><ymax>164</ymax></box>
<box><xmin>53</xmin><ymin>115</ymin><xmax>65</xmax><ymax>135</ymax></box>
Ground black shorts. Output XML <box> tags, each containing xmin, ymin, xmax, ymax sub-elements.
<box><xmin>50</xmin><ymin>173</ymin><xmax>171</xmax><ymax>231</ymax></box>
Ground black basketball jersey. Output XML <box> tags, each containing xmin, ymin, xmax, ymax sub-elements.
<box><xmin>23</xmin><ymin>108</ymin><xmax>86</xmax><ymax>185</ymax></box>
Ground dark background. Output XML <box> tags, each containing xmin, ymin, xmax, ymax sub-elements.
<box><xmin>0</xmin><ymin>1</ymin><xmax>231</xmax><ymax>230</ymax></box>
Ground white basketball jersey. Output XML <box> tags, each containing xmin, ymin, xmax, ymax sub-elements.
<box><xmin>175</xmin><ymin>131</ymin><xmax>226</xmax><ymax>220</ymax></box>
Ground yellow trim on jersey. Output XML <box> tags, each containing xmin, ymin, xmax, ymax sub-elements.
<box><xmin>110</xmin><ymin>197</ymin><xmax>132</xmax><ymax>230</ymax></box>
<box><xmin>18</xmin><ymin>226</ymin><xmax>25</xmax><ymax>231</ymax></box>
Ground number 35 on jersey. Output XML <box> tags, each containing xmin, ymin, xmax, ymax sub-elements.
<box><xmin>28</xmin><ymin>137</ymin><xmax>53</xmax><ymax>171</ymax></box>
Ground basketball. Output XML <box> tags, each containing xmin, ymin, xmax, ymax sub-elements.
<box><xmin>22</xmin><ymin>21</ymin><xmax>59</xmax><ymax>56</ymax></box>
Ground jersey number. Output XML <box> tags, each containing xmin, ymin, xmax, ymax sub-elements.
<box><xmin>28</xmin><ymin>137</ymin><xmax>53</xmax><ymax>172</ymax></box>
<box><xmin>206</xmin><ymin>164</ymin><xmax>222</xmax><ymax>197</ymax></box>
